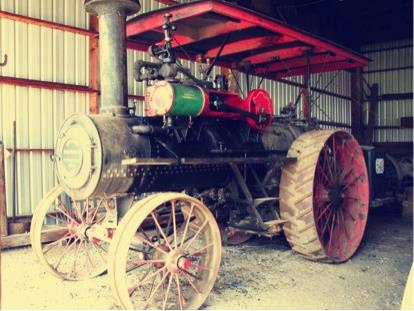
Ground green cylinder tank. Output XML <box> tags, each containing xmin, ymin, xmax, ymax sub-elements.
<box><xmin>149</xmin><ymin>81</ymin><xmax>205</xmax><ymax>117</ymax></box>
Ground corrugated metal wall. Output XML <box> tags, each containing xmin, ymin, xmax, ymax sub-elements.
<box><xmin>0</xmin><ymin>0</ymin><xmax>352</xmax><ymax>217</ymax></box>
<box><xmin>0</xmin><ymin>0</ymin><xmax>90</xmax><ymax>217</ymax></box>
<box><xmin>361</xmin><ymin>39</ymin><xmax>413</xmax><ymax>143</ymax></box>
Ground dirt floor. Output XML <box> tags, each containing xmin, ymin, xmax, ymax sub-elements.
<box><xmin>1</xmin><ymin>210</ymin><xmax>412</xmax><ymax>309</ymax></box>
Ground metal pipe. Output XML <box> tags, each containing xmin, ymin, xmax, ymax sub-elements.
<box><xmin>12</xmin><ymin>121</ymin><xmax>17</xmax><ymax>223</ymax></box>
<box><xmin>84</xmin><ymin>0</ymin><xmax>140</xmax><ymax>116</ymax></box>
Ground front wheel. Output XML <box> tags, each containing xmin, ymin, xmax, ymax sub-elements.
<box><xmin>30</xmin><ymin>186</ymin><xmax>111</xmax><ymax>280</ymax></box>
<box><xmin>108</xmin><ymin>192</ymin><xmax>222</xmax><ymax>309</ymax></box>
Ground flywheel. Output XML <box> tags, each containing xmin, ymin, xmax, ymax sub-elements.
<box><xmin>280</xmin><ymin>130</ymin><xmax>369</xmax><ymax>262</ymax></box>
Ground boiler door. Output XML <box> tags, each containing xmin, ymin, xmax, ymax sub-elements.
<box><xmin>55</xmin><ymin>114</ymin><xmax>103</xmax><ymax>200</ymax></box>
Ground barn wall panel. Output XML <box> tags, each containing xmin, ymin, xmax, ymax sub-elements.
<box><xmin>362</xmin><ymin>39</ymin><xmax>413</xmax><ymax>143</ymax></box>
<box><xmin>0</xmin><ymin>0</ymin><xmax>89</xmax><ymax>217</ymax></box>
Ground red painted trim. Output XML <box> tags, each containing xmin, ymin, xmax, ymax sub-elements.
<box><xmin>126</xmin><ymin>41</ymin><xmax>150</xmax><ymax>52</ymax></box>
<box><xmin>0</xmin><ymin>76</ymin><xmax>96</xmax><ymax>93</ymax></box>
<box><xmin>172</xmin><ymin>20</ymin><xmax>255</xmax><ymax>48</ymax></box>
<box><xmin>254</xmin><ymin>53</ymin><xmax>339</xmax><ymax>75</ymax></box>
<box><xmin>89</xmin><ymin>15</ymin><xmax>99</xmax><ymax>114</ymax></box>
<box><xmin>0</xmin><ymin>10</ymin><xmax>95</xmax><ymax>37</ymax></box>
<box><xmin>128</xmin><ymin>94</ymin><xmax>145</xmax><ymax>101</ymax></box>
<box><xmin>6</xmin><ymin>148</ymin><xmax>54</xmax><ymax>153</ymax></box>
<box><xmin>126</xmin><ymin>1</ymin><xmax>213</xmax><ymax>38</ymax></box>
<box><xmin>276</xmin><ymin>61</ymin><xmax>361</xmax><ymax>78</ymax></box>
<box><xmin>206</xmin><ymin>35</ymin><xmax>282</xmax><ymax>58</ymax></box>
<box><xmin>242</xmin><ymin>45</ymin><xmax>309</xmax><ymax>65</ymax></box>
<box><xmin>0</xmin><ymin>76</ymin><xmax>144</xmax><ymax>101</ymax></box>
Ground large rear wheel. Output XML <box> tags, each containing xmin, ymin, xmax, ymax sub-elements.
<box><xmin>280</xmin><ymin>130</ymin><xmax>369</xmax><ymax>262</ymax></box>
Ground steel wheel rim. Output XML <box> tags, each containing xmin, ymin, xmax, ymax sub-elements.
<box><xmin>313</xmin><ymin>131</ymin><xmax>369</xmax><ymax>262</ymax></box>
<box><xmin>30</xmin><ymin>185</ymin><xmax>110</xmax><ymax>280</ymax></box>
<box><xmin>109</xmin><ymin>193</ymin><xmax>222</xmax><ymax>310</ymax></box>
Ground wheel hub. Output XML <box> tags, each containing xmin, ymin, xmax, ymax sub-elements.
<box><xmin>328</xmin><ymin>183</ymin><xmax>344</xmax><ymax>209</ymax></box>
<box><xmin>157</xmin><ymin>248</ymin><xmax>193</xmax><ymax>273</ymax></box>
<box><xmin>76</xmin><ymin>223</ymin><xmax>90</xmax><ymax>241</ymax></box>
<box><xmin>152</xmin><ymin>242</ymin><xmax>196</xmax><ymax>274</ymax></box>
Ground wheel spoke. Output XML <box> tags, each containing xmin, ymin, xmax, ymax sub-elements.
<box><xmin>175</xmin><ymin>274</ymin><xmax>184</xmax><ymax>310</ymax></box>
<box><xmin>327</xmin><ymin>213</ymin><xmax>337</xmax><ymax>251</ymax></box>
<box><xmin>84</xmin><ymin>241</ymin><xmax>95</xmax><ymax>270</ymax></box>
<box><xmin>339</xmin><ymin>209</ymin><xmax>350</xmax><ymax>240</ymax></box>
<box><xmin>56</xmin><ymin>205</ymin><xmax>78</xmax><ymax>225</ymax></box>
<box><xmin>151</xmin><ymin>212</ymin><xmax>173</xmax><ymax>251</ymax></box>
<box><xmin>71</xmin><ymin>239</ymin><xmax>83</xmax><ymax>277</ymax></box>
<box><xmin>189</xmin><ymin>263</ymin><xmax>211</xmax><ymax>272</ymax></box>
<box><xmin>179</xmin><ymin>267</ymin><xmax>201</xmax><ymax>280</ymax></box>
<box><xmin>90</xmin><ymin>240</ymin><xmax>107</xmax><ymax>265</ymax></box>
<box><xmin>181</xmin><ymin>271</ymin><xmax>202</xmax><ymax>295</ymax></box>
<box><xmin>162</xmin><ymin>273</ymin><xmax>174</xmax><ymax>310</ymax></box>
<box><xmin>143</xmin><ymin>271</ymin><xmax>170</xmax><ymax>309</ymax></box>
<box><xmin>139</xmin><ymin>235</ymin><xmax>168</xmax><ymax>255</ymax></box>
<box><xmin>320</xmin><ymin>206</ymin><xmax>334</xmax><ymax>236</ymax></box>
<box><xmin>129</xmin><ymin>266</ymin><xmax>168</xmax><ymax>296</ymax></box>
<box><xmin>172</xmin><ymin>200</ymin><xmax>178</xmax><ymax>249</ymax></box>
<box><xmin>45</xmin><ymin>213</ymin><xmax>71</xmax><ymax>225</ymax></box>
<box><xmin>54</xmin><ymin>237</ymin><xmax>79</xmax><ymax>269</ymax></box>
<box><xmin>331</xmin><ymin>136</ymin><xmax>340</xmax><ymax>178</ymax></box>
<box><xmin>43</xmin><ymin>232</ymin><xmax>75</xmax><ymax>254</ymax></box>
<box><xmin>187</xmin><ymin>242</ymin><xmax>214</xmax><ymax>257</ymax></box>
<box><xmin>88</xmin><ymin>197</ymin><xmax>105</xmax><ymax>223</ymax></box>
<box><xmin>315</xmin><ymin>203</ymin><xmax>332</xmax><ymax>224</ymax></box>
<box><xmin>184</xmin><ymin>219</ymin><xmax>208</xmax><ymax>250</ymax></box>
<box><xmin>71</xmin><ymin>201</ymin><xmax>83</xmax><ymax>223</ymax></box>
<box><xmin>180</xmin><ymin>204</ymin><xmax>194</xmax><ymax>247</ymax></box>
<box><xmin>322</xmin><ymin>146</ymin><xmax>335</xmax><ymax>184</ymax></box>
<box><xmin>342</xmin><ymin>174</ymin><xmax>363</xmax><ymax>192</ymax></box>
<box><xmin>83</xmin><ymin>198</ymin><xmax>90</xmax><ymax>220</ymax></box>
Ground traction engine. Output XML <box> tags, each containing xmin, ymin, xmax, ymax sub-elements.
<box><xmin>31</xmin><ymin>0</ymin><xmax>370</xmax><ymax>309</ymax></box>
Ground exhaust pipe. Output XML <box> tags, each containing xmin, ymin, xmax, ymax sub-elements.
<box><xmin>84</xmin><ymin>0</ymin><xmax>140</xmax><ymax>116</ymax></box>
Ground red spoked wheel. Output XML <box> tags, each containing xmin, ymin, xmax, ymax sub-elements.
<box><xmin>108</xmin><ymin>192</ymin><xmax>222</xmax><ymax>309</ymax></box>
<box><xmin>30</xmin><ymin>186</ymin><xmax>111</xmax><ymax>280</ymax></box>
<box><xmin>280</xmin><ymin>130</ymin><xmax>369</xmax><ymax>262</ymax></box>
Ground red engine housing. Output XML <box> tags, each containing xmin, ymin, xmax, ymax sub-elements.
<box><xmin>201</xmin><ymin>88</ymin><xmax>274</xmax><ymax>130</ymax></box>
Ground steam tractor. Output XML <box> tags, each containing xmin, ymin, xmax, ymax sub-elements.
<box><xmin>31</xmin><ymin>0</ymin><xmax>370</xmax><ymax>309</ymax></box>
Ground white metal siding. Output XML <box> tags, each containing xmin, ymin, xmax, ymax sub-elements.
<box><xmin>361</xmin><ymin>39</ymin><xmax>413</xmax><ymax>143</ymax></box>
<box><xmin>0</xmin><ymin>0</ymin><xmax>89</xmax><ymax>29</ymax></box>
<box><xmin>0</xmin><ymin>0</ymin><xmax>89</xmax><ymax>217</ymax></box>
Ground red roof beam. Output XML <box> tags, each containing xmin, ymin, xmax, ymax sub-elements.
<box><xmin>275</xmin><ymin>60</ymin><xmax>362</xmax><ymax>78</ymax></box>
<box><xmin>242</xmin><ymin>45</ymin><xmax>313</xmax><ymax>65</ymax></box>
<box><xmin>171</xmin><ymin>20</ymin><xmax>255</xmax><ymax>48</ymax></box>
<box><xmin>126</xmin><ymin>1</ymin><xmax>213</xmax><ymax>38</ymax></box>
<box><xmin>206</xmin><ymin>35</ymin><xmax>284</xmax><ymax>58</ymax></box>
<box><xmin>254</xmin><ymin>53</ymin><xmax>341</xmax><ymax>75</ymax></box>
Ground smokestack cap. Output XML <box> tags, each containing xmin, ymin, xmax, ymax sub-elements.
<box><xmin>84</xmin><ymin>0</ymin><xmax>140</xmax><ymax>16</ymax></box>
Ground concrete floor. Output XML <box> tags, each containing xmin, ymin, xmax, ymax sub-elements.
<box><xmin>1</xmin><ymin>209</ymin><xmax>412</xmax><ymax>309</ymax></box>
